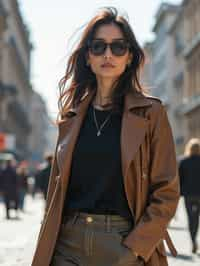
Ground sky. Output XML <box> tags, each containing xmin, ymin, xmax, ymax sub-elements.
<box><xmin>18</xmin><ymin>0</ymin><xmax>182</xmax><ymax>118</ymax></box>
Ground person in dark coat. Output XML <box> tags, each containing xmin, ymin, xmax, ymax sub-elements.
<box><xmin>1</xmin><ymin>159</ymin><xmax>19</xmax><ymax>219</ymax></box>
<box><xmin>179</xmin><ymin>138</ymin><xmax>200</xmax><ymax>254</ymax></box>
<box><xmin>17</xmin><ymin>166</ymin><xmax>28</xmax><ymax>211</ymax></box>
<box><xmin>36</xmin><ymin>154</ymin><xmax>53</xmax><ymax>200</ymax></box>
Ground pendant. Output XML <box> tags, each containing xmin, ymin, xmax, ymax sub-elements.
<box><xmin>97</xmin><ymin>131</ymin><xmax>101</xmax><ymax>136</ymax></box>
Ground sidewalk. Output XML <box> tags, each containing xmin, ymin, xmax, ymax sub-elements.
<box><xmin>0</xmin><ymin>194</ymin><xmax>44</xmax><ymax>266</ymax></box>
<box><xmin>167</xmin><ymin>198</ymin><xmax>200</xmax><ymax>265</ymax></box>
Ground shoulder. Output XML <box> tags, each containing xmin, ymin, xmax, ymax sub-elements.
<box><xmin>144</xmin><ymin>93</ymin><xmax>162</xmax><ymax>104</ymax></box>
<box><xmin>142</xmin><ymin>93</ymin><xmax>166</xmax><ymax>116</ymax></box>
<box><xmin>179</xmin><ymin>156</ymin><xmax>188</xmax><ymax>164</ymax></box>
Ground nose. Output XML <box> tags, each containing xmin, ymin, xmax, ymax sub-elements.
<box><xmin>104</xmin><ymin>44</ymin><xmax>112</xmax><ymax>58</ymax></box>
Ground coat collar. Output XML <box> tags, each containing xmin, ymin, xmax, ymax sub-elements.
<box><xmin>60</xmin><ymin>89</ymin><xmax>153</xmax><ymax>121</ymax></box>
<box><xmin>124</xmin><ymin>91</ymin><xmax>153</xmax><ymax>111</ymax></box>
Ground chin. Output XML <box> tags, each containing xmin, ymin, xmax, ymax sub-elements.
<box><xmin>97</xmin><ymin>71</ymin><xmax>121</xmax><ymax>79</ymax></box>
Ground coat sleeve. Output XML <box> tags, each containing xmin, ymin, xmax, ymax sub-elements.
<box><xmin>123</xmin><ymin>103</ymin><xmax>180</xmax><ymax>262</ymax></box>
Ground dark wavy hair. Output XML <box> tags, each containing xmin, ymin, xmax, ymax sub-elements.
<box><xmin>58</xmin><ymin>7</ymin><xmax>145</xmax><ymax>118</ymax></box>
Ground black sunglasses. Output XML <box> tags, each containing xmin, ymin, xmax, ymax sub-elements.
<box><xmin>88</xmin><ymin>39</ymin><xmax>130</xmax><ymax>56</ymax></box>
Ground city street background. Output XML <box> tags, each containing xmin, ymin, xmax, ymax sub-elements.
<box><xmin>1</xmin><ymin>0</ymin><xmax>200</xmax><ymax>265</ymax></box>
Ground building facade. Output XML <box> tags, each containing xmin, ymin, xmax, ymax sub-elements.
<box><xmin>28</xmin><ymin>91</ymin><xmax>57</xmax><ymax>166</ymax></box>
<box><xmin>0</xmin><ymin>0</ymin><xmax>52</xmax><ymax>163</ymax></box>
<box><xmin>151</xmin><ymin>3</ymin><xmax>181</xmax><ymax>153</ymax></box>
<box><xmin>168</xmin><ymin>5</ymin><xmax>187</xmax><ymax>153</ymax></box>
<box><xmin>0</xmin><ymin>0</ymin><xmax>32</xmax><ymax>158</ymax></box>
<box><xmin>143</xmin><ymin>1</ymin><xmax>200</xmax><ymax>154</ymax></box>
<box><xmin>181</xmin><ymin>0</ymin><xmax>200</xmax><ymax>140</ymax></box>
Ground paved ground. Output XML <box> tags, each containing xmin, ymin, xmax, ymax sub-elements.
<box><xmin>0</xmin><ymin>195</ymin><xmax>200</xmax><ymax>265</ymax></box>
<box><xmin>0</xmin><ymin>194</ymin><xmax>44</xmax><ymax>266</ymax></box>
<box><xmin>167</xmin><ymin>198</ymin><xmax>200</xmax><ymax>265</ymax></box>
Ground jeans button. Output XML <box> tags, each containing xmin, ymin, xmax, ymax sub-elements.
<box><xmin>86</xmin><ymin>216</ymin><xmax>93</xmax><ymax>223</ymax></box>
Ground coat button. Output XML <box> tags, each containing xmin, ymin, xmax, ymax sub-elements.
<box><xmin>86</xmin><ymin>216</ymin><xmax>93</xmax><ymax>223</ymax></box>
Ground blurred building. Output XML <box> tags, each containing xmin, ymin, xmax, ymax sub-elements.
<box><xmin>151</xmin><ymin>3</ymin><xmax>181</xmax><ymax>152</ymax></box>
<box><xmin>181</xmin><ymin>0</ymin><xmax>200</xmax><ymax>140</ymax></box>
<box><xmin>29</xmin><ymin>91</ymin><xmax>57</xmax><ymax>166</ymax></box>
<box><xmin>168</xmin><ymin>4</ymin><xmax>187</xmax><ymax>154</ymax></box>
<box><xmin>0</xmin><ymin>0</ymin><xmax>53</xmax><ymax>163</ymax></box>
<box><xmin>142</xmin><ymin>42</ymin><xmax>154</xmax><ymax>91</ymax></box>
<box><xmin>143</xmin><ymin>1</ymin><xmax>200</xmax><ymax>154</ymax></box>
<box><xmin>0</xmin><ymin>0</ymin><xmax>7</xmax><ymax>79</ymax></box>
<box><xmin>0</xmin><ymin>0</ymin><xmax>32</xmax><ymax>158</ymax></box>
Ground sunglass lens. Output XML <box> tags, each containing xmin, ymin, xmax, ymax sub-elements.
<box><xmin>111</xmin><ymin>41</ymin><xmax>128</xmax><ymax>56</ymax></box>
<box><xmin>90</xmin><ymin>40</ymin><xmax>106</xmax><ymax>55</ymax></box>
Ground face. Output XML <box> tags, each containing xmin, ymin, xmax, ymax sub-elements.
<box><xmin>87</xmin><ymin>23</ymin><xmax>132</xmax><ymax>82</ymax></box>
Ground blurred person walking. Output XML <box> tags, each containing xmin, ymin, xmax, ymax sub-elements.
<box><xmin>1</xmin><ymin>159</ymin><xmax>19</xmax><ymax>219</ymax></box>
<box><xmin>17</xmin><ymin>165</ymin><xmax>28</xmax><ymax>212</ymax></box>
<box><xmin>32</xmin><ymin>7</ymin><xmax>179</xmax><ymax>266</ymax></box>
<box><xmin>179</xmin><ymin>138</ymin><xmax>200</xmax><ymax>254</ymax></box>
<box><xmin>36</xmin><ymin>154</ymin><xmax>53</xmax><ymax>200</ymax></box>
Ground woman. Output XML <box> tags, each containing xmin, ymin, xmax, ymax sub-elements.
<box><xmin>179</xmin><ymin>138</ymin><xmax>200</xmax><ymax>254</ymax></box>
<box><xmin>32</xmin><ymin>7</ymin><xmax>179</xmax><ymax>266</ymax></box>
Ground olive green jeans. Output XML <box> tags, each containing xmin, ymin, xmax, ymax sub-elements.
<box><xmin>51</xmin><ymin>212</ymin><xmax>144</xmax><ymax>266</ymax></box>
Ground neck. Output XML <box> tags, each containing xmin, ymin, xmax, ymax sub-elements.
<box><xmin>94</xmin><ymin>78</ymin><xmax>116</xmax><ymax>106</ymax></box>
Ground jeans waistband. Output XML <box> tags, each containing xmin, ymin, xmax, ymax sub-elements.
<box><xmin>62</xmin><ymin>212</ymin><xmax>134</xmax><ymax>234</ymax></box>
<box><xmin>63</xmin><ymin>211</ymin><xmax>132</xmax><ymax>225</ymax></box>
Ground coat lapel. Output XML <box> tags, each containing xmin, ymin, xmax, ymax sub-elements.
<box><xmin>57</xmin><ymin>90</ymin><xmax>95</xmax><ymax>194</ymax></box>
<box><xmin>121</xmin><ymin>92</ymin><xmax>152</xmax><ymax>189</ymax></box>
<box><xmin>121</xmin><ymin>111</ymin><xmax>149</xmax><ymax>179</ymax></box>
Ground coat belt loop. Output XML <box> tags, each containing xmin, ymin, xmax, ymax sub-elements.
<box><xmin>165</xmin><ymin>231</ymin><xmax>177</xmax><ymax>257</ymax></box>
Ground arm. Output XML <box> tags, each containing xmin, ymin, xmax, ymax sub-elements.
<box><xmin>123</xmin><ymin>104</ymin><xmax>180</xmax><ymax>262</ymax></box>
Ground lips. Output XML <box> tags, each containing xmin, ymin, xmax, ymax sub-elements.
<box><xmin>101</xmin><ymin>62</ymin><xmax>115</xmax><ymax>68</ymax></box>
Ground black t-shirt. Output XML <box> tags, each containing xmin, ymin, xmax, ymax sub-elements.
<box><xmin>64</xmin><ymin>103</ymin><xmax>132</xmax><ymax>219</ymax></box>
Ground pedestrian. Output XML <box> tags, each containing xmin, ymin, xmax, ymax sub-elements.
<box><xmin>1</xmin><ymin>159</ymin><xmax>19</xmax><ymax>219</ymax></box>
<box><xmin>36</xmin><ymin>153</ymin><xmax>53</xmax><ymax>200</ymax></box>
<box><xmin>17</xmin><ymin>165</ymin><xmax>28</xmax><ymax>212</ymax></box>
<box><xmin>179</xmin><ymin>138</ymin><xmax>200</xmax><ymax>254</ymax></box>
<box><xmin>32</xmin><ymin>7</ymin><xmax>180</xmax><ymax>266</ymax></box>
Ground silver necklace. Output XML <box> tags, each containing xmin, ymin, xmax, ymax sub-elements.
<box><xmin>93</xmin><ymin>105</ymin><xmax>112</xmax><ymax>136</ymax></box>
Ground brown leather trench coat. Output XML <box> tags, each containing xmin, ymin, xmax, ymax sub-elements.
<box><xmin>32</xmin><ymin>90</ymin><xmax>180</xmax><ymax>266</ymax></box>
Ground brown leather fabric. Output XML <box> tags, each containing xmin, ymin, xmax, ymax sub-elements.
<box><xmin>31</xmin><ymin>91</ymin><xmax>180</xmax><ymax>266</ymax></box>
